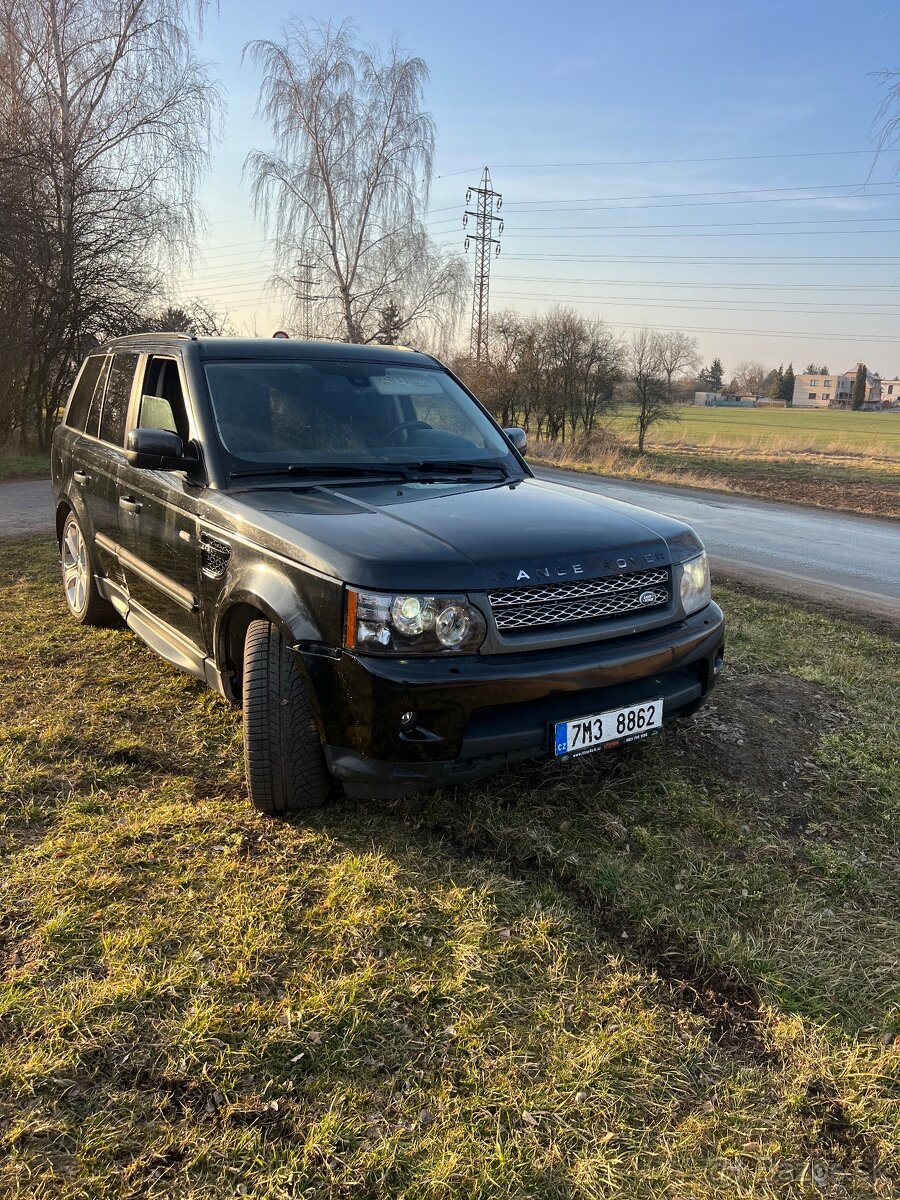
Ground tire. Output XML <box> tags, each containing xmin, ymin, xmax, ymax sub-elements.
<box><xmin>242</xmin><ymin>619</ymin><xmax>332</xmax><ymax>815</ymax></box>
<box><xmin>60</xmin><ymin>511</ymin><xmax>116</xmax><ymax>626</ymax></box>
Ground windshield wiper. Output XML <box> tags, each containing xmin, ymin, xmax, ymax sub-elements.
<box><xmin>404</xmin><ymin>459</ymin><xmax>510</xmax><ymax>479</ymax></box>
<box><xmin>229</xmin><ymin>463</ymin><xmax>412</xmax><ymax>481</ymax></box>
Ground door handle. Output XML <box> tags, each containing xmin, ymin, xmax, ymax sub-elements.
<box><xmin>73</xmin><ymin>470</ymin><xmax>90</xmax><ymax>485</ymax></box>
<box><xmin>119</xmin><ymin>496</ymin><xmax>142</xmax><ymax>514</ymax></box>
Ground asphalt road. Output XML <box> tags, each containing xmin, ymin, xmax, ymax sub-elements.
<box><xmin>0</xmin><ymin>478</ymin><xmax>55</xmax><ymax>539</ymax></box>
<box><xmin>3</xmin><ymin>474</ymin><xmax>898</xmax><ymax>619</ymax></box>
<box><xmin>535</xmin><ymin>466</ymin><xmax>900</xmax><ymax>620</ymax></box>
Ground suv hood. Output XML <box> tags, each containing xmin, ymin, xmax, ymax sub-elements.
<box><xmin>215</xmin><ymin>476</ymin><xmax>703</xmax><ymax>592</ymax></box>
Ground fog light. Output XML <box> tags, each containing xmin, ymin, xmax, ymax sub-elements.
<box><xmin>400</xmin><ymin>710</ymin><xmax>418</xmax><ymax>732</ymax></box>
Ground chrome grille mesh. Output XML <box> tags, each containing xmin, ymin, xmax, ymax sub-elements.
<box><xmin>489</xmin><ymin>567</ymin><xmax>670</xmax><ymax>632</ymax></box>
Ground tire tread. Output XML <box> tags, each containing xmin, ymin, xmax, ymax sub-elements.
<box><xmin>242</xmin><ymin>619</ymin><xmax>330</xmax><ymax>814</ymax></box>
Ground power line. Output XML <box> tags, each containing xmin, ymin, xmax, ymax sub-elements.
<box><xmin>177</xmin><ymin>269</ymin><xmax>900</xmax><ymax>294</ymax></box>
<box><xmin>436</xmin><ymin>148</ymin><xmax>886</xmax><ymax>178</ymax></box>
<box><xmin>464</xmin><ymin>167</ymin><xmax>503</xmax><ymax>362</ymax></box>
<box><xmin>502</xmin><ymin>214</ymin><xmax>900</xmax><ymax>232</ymax></box>
<box><xmin>549</xmin><ymin>317</ymin><xmax>900</xmax><ymax>345</ymax></box>
<box><xmin>494</xmin><ymin>275</ymin><xmax>900</xmax><ymax>291</ymax></box>
<box><xmin>503</xmin><ymin>227</ymin><xmax>900</xmax><ymax>239</ymax></box>
<box><xmin>500</xmin><ymin>252</ymin><xmax>900</xmax><ymax>262</ymax></box>
<box><xmin>496</xmin><ymin>181</ymin><xmax>900</xmax><ymax>209</ymax></box>
<box><xmin>490</xmin><ymin>289</ymin><xmax>900</xmax><ymax>316</ymax></box>
<box><xmin>443</xmin><ymin>190</ymin><xmax>900</xmax><ymax>218</ymax></box>
<box><xmin>174</xmin><ymin>288</ymin><xmax>900</xmax><ymax>353</ymax></box>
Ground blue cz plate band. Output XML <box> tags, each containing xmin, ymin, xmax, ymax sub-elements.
<box><xmin>554</xmin><ymin>698</ymin><xmax>665</xmax><ymax>757</ymax></box>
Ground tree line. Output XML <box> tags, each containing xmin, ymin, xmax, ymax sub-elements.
<box><xmin>0</xmin><ymin>13</ymin><xmax>463</xmax><ymax>451</ymax></box>
<box><xmin>0</xmin><ymin>0</ymin><xmax>223</xmax><ymax>450</ymax></box>
<box><xmin>453</xmin><ymin>308</ymin><xmax>701</xmax><ymax>453</ymax></box>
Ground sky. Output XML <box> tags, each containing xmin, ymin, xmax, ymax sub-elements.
<box><xmin>177</xmin><ymin>0</ymin><xmax>900</xmax><ymax>377</ymax></box>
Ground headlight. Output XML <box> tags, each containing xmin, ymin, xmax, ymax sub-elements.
<box><xmin>679</xmin><ymin>551</ymin><xmax>711</xmax><ymax>615</ymax></box>
<box><xmin>345</xmin><ymin>588</ymin><xmax>487</xmax><ymax>654</ymax></box>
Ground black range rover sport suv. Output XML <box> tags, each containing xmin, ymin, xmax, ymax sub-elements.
<box><xmin>52</xmin><ymin>335</ymin><xmax>725</xmax><ymax>814</ymax></box>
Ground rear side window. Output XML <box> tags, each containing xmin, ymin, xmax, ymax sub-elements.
<box><xmin>65</xmin><ymin>357</ymin><xmax>104</xmax><ymax>431</ymax></box>
<box><xmin>99</xmin><ymin>353</ymin><xmax>138</xmax><ymax>446</ymax></box>
<box><xmin>85</xmin><ymin>357</ymin><xmax>111</xmax><ymax>438</ymax></box>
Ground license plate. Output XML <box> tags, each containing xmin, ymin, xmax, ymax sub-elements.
<box><xmin>554</xmin><ymin>698</ymin><xmax>664</xmax><ymax>757</ymax></box>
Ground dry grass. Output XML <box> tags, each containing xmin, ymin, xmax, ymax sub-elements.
<box><xmin>1</xmin><ymin>539</ymin><xmax>898</xmax><ymax>1198</ymax></box>
<box><xmin>533</xmin><ymin>431</ymin><xmax>900</xmax><ymax>519</ymax></box>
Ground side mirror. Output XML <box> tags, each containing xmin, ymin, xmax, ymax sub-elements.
<box><xmin>126</xmin><ymin>427</ymin><xmax>197</xmax><ymax>471</ymax></box>
<box><xmin>504</xmin><ymin>426</ymin><xmax>527</xmax><ymax>455</ymax></box>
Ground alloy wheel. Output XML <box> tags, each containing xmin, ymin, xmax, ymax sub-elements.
<box><xmin>62</xmin><ymin>518</ymin><xmax>89</xmax><ymax>615</ymax></box>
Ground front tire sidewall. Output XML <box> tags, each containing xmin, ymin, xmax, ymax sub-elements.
<box><xmin>242</xmin><ymin>619</ymin><xmax>332</xmax><ymax>815</ymax></box>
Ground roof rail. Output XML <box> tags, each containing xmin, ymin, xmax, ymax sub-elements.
<box><xmin>106</xmin><ymin>331</ymin><xmax>195</xmax><ymax>345</ymax></box>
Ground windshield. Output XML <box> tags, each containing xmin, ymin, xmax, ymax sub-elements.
<box><xmin>203</xmin><ymin>358</ymin><xmax>515</xmax><ymax>474</ymax></box>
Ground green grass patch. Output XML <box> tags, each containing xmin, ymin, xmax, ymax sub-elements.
<box><xmin>0</xmin><ymin>453</ymin><xmax>49</xmax><ymax>482</ymax></box>
<box><xmin>1</xmin><ymin>539</ymin><xmax>898</xmax><ymax>1197</ymax></box>
<box><xmin>612</xmin><ymin>406</ymin><xmax>900</xmax><ymax>458</ymax></box>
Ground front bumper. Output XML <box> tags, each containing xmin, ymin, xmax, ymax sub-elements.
<box><xmin>299</xmin><ymin>602</ymin><xmax>725</xmax><ymax>797</ymax></box>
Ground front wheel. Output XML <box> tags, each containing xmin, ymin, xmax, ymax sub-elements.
<box><xmin>242</xmin><ymin>619</ymin><xmax>332</xmax><ymax>815</ymax></box>
<box><xmin>60</xmin><ymin>512</ymin><xmax>115</xmax><ymax>626</ymax></box>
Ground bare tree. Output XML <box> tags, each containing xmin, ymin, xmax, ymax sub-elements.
<box><xmin>656</xmin><ymin>329</ymin><xmax>700</xmax><ymax>404</ymax></box>
<box><xmin>626</xmin><ymin>328</ymin><xmax>676</xmax><ymax>454</ymax></box>
<box><xmin>872</xmin><ymin>70</ymin><xmax>900</xmax><ymax>169</ymax></box>
<box><xmin>729</xmin><ymin>360</ymin><xmax>768</xmax><ymax>398</ymax></box>
<box><xmin>539</xmin><ymin>308</ymin><xmax>622</xmax><ymax>441</ymax></box>
<box><xmin>246</xmin><ymin>20</ymin><xmax>465</xmax><ymax>348</ymax></box>
<box><xmin>136</xmin><ymin>299</ymin><xmax>233</xmax><ymax>337</ymax></box>
<box><xmin>455</xmin><ymin>307</ymin><xmax>622</xmax><ymax>443</ymax></box>
<box><xmin>0</xmin><ymin>0</ymin><xmax>219</xmax><ymax>447</ymax></box>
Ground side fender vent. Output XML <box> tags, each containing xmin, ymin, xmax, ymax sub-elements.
<box><xmin>200</xmin><ymin>533</ymin><xmax>231</xmax><ymax>578</ymax></box>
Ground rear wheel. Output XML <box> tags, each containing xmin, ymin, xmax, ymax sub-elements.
<box><xmin>60</xmin><ymin>512</ymin><xmax>115</xmax><ymax>626</ymax></box>
<box><xmin>242</xmin><ymin>619</ymin><xmax>332</xmax><ymax>815</ymax></box>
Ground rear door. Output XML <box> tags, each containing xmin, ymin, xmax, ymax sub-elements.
<box><xmin>115</xmin><ymin>354</ymin><xmax>205</xmax><ymax>650</ymax></box>
<box><xmin>71</xmin><ymin>353</ymin><xmax>134</xmax><ymax>586</ymax></box>
<box><xmin>54</xmin><ymin>353</ymin><xmax>105</xmax><ymax>502</ymax></box>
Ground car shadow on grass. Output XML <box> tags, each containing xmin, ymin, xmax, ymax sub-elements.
<box><xmin>303</xmin><ymin>663</ymin><xmax>895</xmax><ymax>1042</ymax></box>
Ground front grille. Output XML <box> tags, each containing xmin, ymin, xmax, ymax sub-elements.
<box><xmin>488</xmin><ymin>567</ymin><xmax>670</xmax><ymax>632</ymax></box>
<box><xmin>200</xmin><ymin>533</ymin><xmax>231</xmax><ymax>578</ymax></box>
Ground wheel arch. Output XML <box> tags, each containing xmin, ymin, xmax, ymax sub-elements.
<box><xmin>215</xmin><ymin>579</ymin><xmax>323</xmax><ymax>703</ymax></box>
<box><xmin>56</xmin><ymin>492</ymin><xmax>92</xmax><ymax>548</ymax></box>
<box><xmin>55</xmin><ymin>499</ymin><xmax>73</xmax><ymax>545</ymax></box>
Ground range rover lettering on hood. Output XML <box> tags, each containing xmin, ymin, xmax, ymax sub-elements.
<box><xmin>495</xmin><ymin>550</ymin><xmax>668</xmax><ymax>585</ymax></box>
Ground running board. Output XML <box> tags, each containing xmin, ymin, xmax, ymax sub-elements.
<box><xmin>95</xmin><ymin>576</ymin><xmax>228</xmax><ymax>697</ymax></box>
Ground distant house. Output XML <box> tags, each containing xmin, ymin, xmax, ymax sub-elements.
<box><xmin>878</xmin><ymin>378</ymin><xmax>900</xmax><ymax>408</ymax></box>
<box><xmin>792</xmin><ymin>365</ymin><xmax>881</xmax><ymax>409</ymax></box>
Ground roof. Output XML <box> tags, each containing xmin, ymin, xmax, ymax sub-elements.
<box><xmin>100</xmin><ymin>333</ymin><xmax>439</xmax><ymax>367</ymax></box>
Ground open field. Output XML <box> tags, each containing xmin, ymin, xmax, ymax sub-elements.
<box><xmin>536</xmin><ymin>406</ymin><xmax>900</xmax><ymax>519</ymax></box>
<box><xmin>1</xmin><ymin>539</ymin><xmax>898</xmax><ymax>1198</ymax></box>
<box><xmin>534</xmin><ymin>440</ymin><xmax>900</xmax><ymax>520</ymax></box>
<box><xmin>613</xmin><ymin>406</ymin><xmax>900</xmax><ymax>459</ymax></box>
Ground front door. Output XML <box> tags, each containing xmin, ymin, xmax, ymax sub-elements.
<box><xmin>115</xmin><ymin>355</ymin><xmax>205</xmax><ymax>650</ymax></box>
